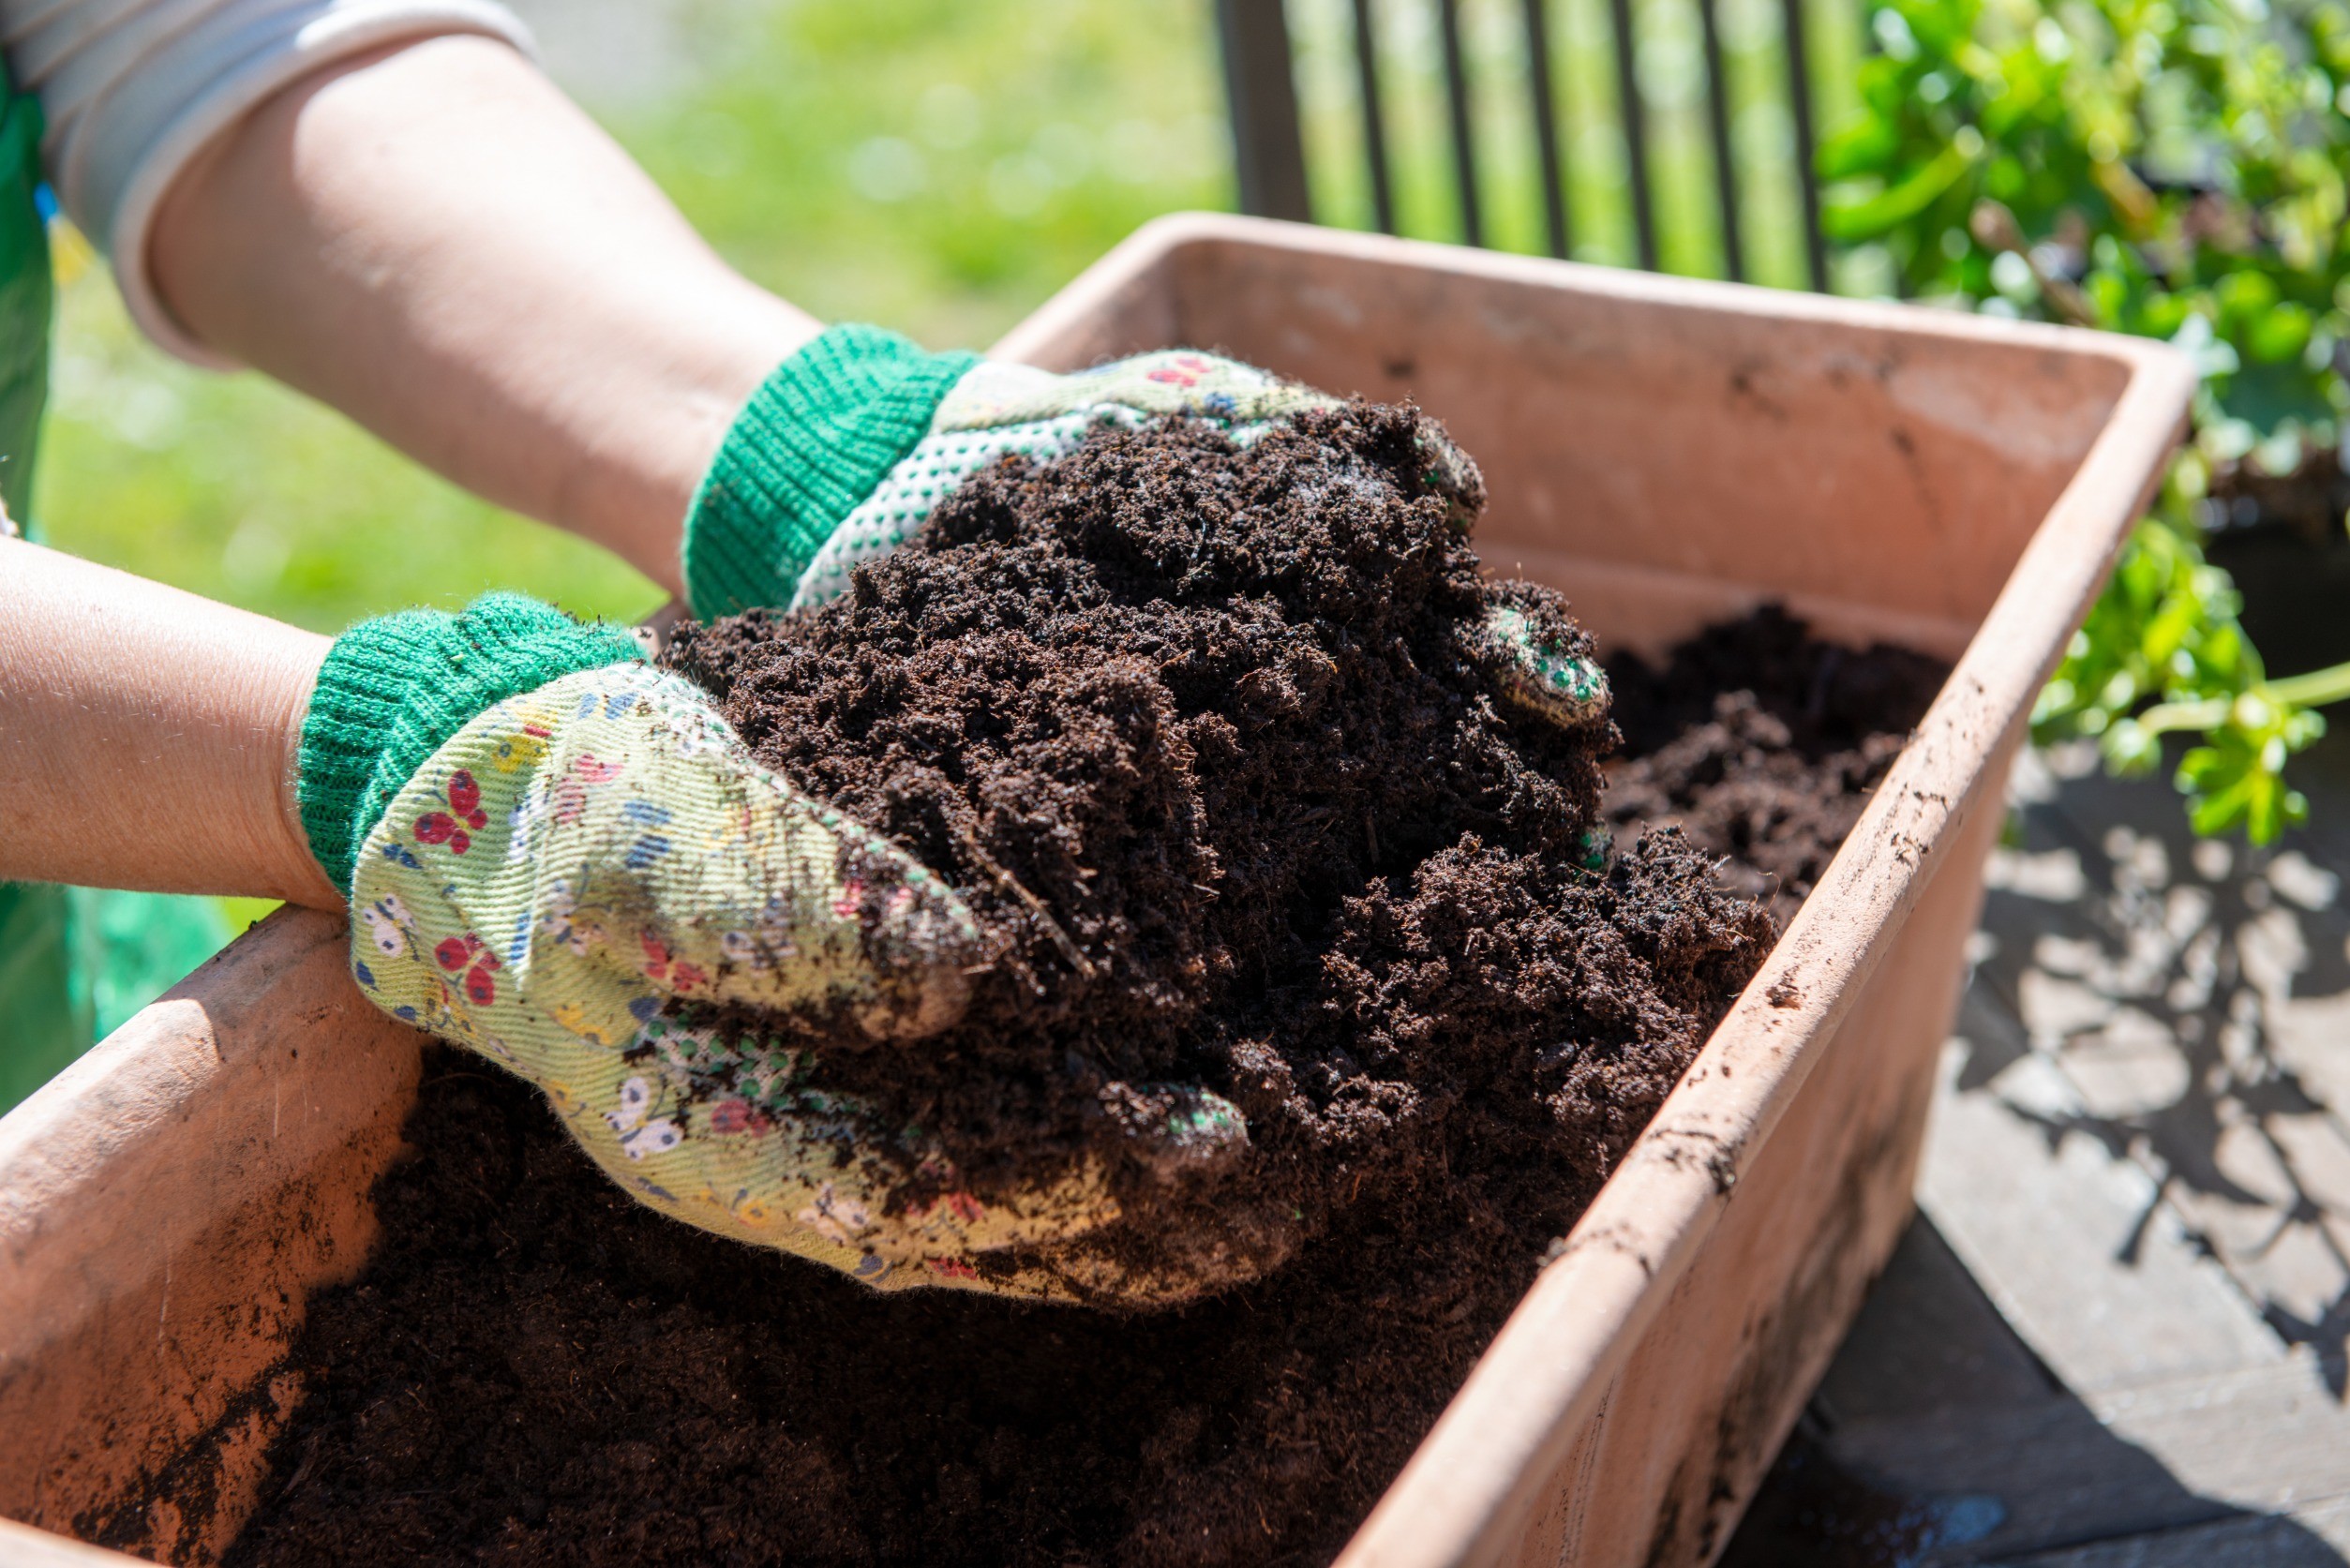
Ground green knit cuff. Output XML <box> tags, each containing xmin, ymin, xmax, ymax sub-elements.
<box><xmin>298</xmin><ymin>593</ymin><xmax>643</xmax><ymax>896</ymax></box>
<box><xmin>682</xmin><ymin>324</ymin><xmax>979</xmax><ymax>620</ymax></box>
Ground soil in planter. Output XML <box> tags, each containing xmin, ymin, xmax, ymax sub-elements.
<box><xmin>216</xmin><ymin>404</ymin><xmax>1945</xmax><ymax>1568</ymax></box>
<box><xmin>217</xmin><ymin>617</ymin><xmax>1941</xmax><ymax>1568</ymax></box>
<box><xmin>1601</xmin><ymin>606</ymin><xmax>1950</xmax><ymax>926</ymax></box>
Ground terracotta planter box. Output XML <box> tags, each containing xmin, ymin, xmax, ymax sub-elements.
<box><xmin>0</xmin><ymin>216</ymin><xmax>2191</xmax><ymax>1567</ymax></box>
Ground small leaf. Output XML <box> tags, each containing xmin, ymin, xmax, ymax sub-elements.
<box><xmin>2103</xmin><ymin>717</ymin><xmax>2163</xmax><ymax>774</ymax></box>
<box><xmin>1823</xmin><ymin>143</ymin><xmax>1977</xmax><ymax>240</ymax></box>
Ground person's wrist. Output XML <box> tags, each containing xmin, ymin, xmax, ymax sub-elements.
<box><xmin>554</xmin><ymin>285</ymin><xmax>820</xmax><ymax>600</ymax></box>
<box><xmin>296</xmin><ymin>595</ymin><xmax>642</xmax><ymax>898</ymax></box>
<box><xmin>681</xmin><ymin>324</ymin><xmax>978</xmax><ymax>620</ymax></box>
<box><xmin>264</xmin><ymin>638</ymin><xmax>343</xmax><ymax>910</ymax></box>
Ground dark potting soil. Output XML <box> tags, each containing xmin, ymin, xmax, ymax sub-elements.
<box><xmin>657</xmin><ymin>406</ymin><xmax>1772</xmax><ymax>1303</ymax></box>
<box><xmin>218</xmin><ymin>410</ymin><xmax>1942</xmax><ymax>1568</ymax></box>
<box><xmin>1602</xmin><ymin>606</ymin><xmax>1950</xmax><ymax>927</ymax></box>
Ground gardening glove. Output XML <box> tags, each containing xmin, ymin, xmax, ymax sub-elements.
<box><xmin>297</xmin><ymin>593</ymin><xmax>1250</xmax><ymax>1302</ymax></box>
<box><xmin>1461</xmin><ymin>601</ymin><xmax>1612</xmax><ymax>731</ymax></box>
<box><xmin>681</xmin><ymin>325</ymin><xmax>1492</xmax><ymax>618</ymax></box>
<box><xmin>680</xmin><ymin>325</ymin><xmax>1609</xmax><ymax>729</ymax></box>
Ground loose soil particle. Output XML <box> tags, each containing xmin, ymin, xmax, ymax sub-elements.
<box><xmin>220</xmin><ymin>409</ymin><xmax>1943</xmax><ymax>1568</ymax></box>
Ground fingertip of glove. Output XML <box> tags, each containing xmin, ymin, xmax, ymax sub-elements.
<box><xmin>1466</xmin><ymin>603</ymin><xmax>1612</xmax><ymax>729</ymax></box>
<box><xmin>1101</xmin><ymin>1083</ymin><xmax>1252</xmax><ymax>1184</ymax></box>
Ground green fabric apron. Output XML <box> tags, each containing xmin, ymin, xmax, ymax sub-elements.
<box><xmin>0</xmin><ymin>86</ymin><xmax>229</xmax><ymax>1113</ymax></box>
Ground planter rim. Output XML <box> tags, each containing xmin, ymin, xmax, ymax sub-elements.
<box><xmin>994</xmin><ymin>212</ymin><xmax>2193</xmax><ymax>378</ymax></box>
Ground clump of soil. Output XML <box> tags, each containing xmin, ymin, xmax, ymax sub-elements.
<box><xmin>216</xmin><ymin>394</ymin><xmax>1946</xmax><ymax>1567</ymax></box>
<box><xmin>217</xmin><ymin>607</ymin><xmax>1942</xmax><ymax>1568</ymax></box>
<box><xmin>658</xmin><ymin>406</ymin><xmax>1770</xmax><ymax>1301</ymax></box>
<box><xmin>1603</xmin><ymin>606</ymin><xmax>1949</xmax><ymax>925</ymax></box>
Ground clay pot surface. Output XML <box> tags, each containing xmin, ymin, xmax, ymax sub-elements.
<box><xmin>0</xmin><ymin>216</ymin><xmax>2193</xmax><ymax>1567</ymax></box>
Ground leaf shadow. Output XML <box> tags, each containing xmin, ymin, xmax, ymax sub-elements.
<box><xmin>1968</xmin><ymin>746</ymin><xmax>2350</xmax><ymax>1390</ymax></box>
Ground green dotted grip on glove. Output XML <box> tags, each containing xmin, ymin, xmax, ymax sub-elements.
<box><xmin>1458</xmin><ymin>605</ymin><xmax>1614</xmax><ymax>871</ymax></box>
<box><xmin>1467</xmin><ymin>605</ymin><xmax>1611</xmax><ymax>729</ymax></box>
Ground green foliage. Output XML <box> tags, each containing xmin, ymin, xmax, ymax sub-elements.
<box><xmin>2029</xmin><ymin>470</ymin><xmax>2328</xmax><ymax>839</ymax></box>
<box><xmin>1826</xmin><ymin>0</ymin><xmax>2350</xmax><ymax>840</ymax></box>
<box><xmin>2033</xmin><ymin>500</ymin><xmax>2255</xmax><ymax>764</ymax></box>
<box><xmin>1824</xmin><ymin>0</ymin><xmax>2350</xmax><ymax>458</ymax></box>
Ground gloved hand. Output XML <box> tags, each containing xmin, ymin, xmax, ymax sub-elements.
<box><xmin>297</xmin><ymin>592</ymin><xmax>1245</xmax><ymax>1300</ymax></box>
<box><xmin>681</xmin><ymin>324</ymin><xmax>1611</xmax><ymax>728</ymax></box>
<box><xmin>681</xmin><ymin>328</ymin><xmax>1490</xmax><ymax>618</ymax></box>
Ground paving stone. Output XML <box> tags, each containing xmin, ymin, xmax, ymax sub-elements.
<box><xmin>2269</xmin><ymin>992</ymin><xmax>2350</xmax><ymax>1113</ymax></box>
<box><xmin>1988</xmin><ymin>845</ymin><xmax>2090</xmax><ymax>903</ymax></box>
<box><xmin>1733</xmin><ymin>751</ymin><xmax>2350</xmax><ymax>1564</ymax></box>
<box><xmin>1986</xmin><ymin>1500</ymin><xmax>2350</xmax><ymax>1566</ymax></box>
<box><xmin>1921</xmin><ymin>1038</ymin><xmax>2283</xmax><ymax>1395</ymax></box>
<box><xmin>2268</xmin><ymin>851</ymin><xmax>2343</xmax><ymax>913</ymax></box>
<box><xmin>2268</xmin><ymin>1113</ymin><xmax>2350</xmax><ymax>1218</ymax></box>
<box><xmin>2226</xmin><ymin>1218</ymin><xmax>2347</xmax><ymax>1328</ymax></box>
<box><xmin>2058</xmin><ymin>1009</ymin><xmax>2192</xmax><ymax>1120</ymax></box>
<box><xmin>2017</xmin><ymin>968</ymin><xmax>2119</xmax><ymax>1048</ymax></box>
<box><xmin>2087</xmin><ymin>1354</ymin><xmax>2350</xmax><ymax>1513</ymax></box>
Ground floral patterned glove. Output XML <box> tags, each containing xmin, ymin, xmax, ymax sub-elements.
<box><xmin>299</xmin><ymin>594</ymin><xmax>1244</xmax><ymax>1301</ymax></box>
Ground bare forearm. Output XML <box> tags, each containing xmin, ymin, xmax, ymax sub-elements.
<box><xmin>0</xmin><ymin>540</ymin><xmax>337</xmax><ymax>907</ymax></box>
<box><xmin>148</xmin><ymin>36</ymin><xmax>818</xmax><ymax>598</ymax></box>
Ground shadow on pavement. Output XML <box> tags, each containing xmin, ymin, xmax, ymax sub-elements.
<box><xmin>1721</xmin><ymin>1217</ymin><xmax>2345</xmax><ymax>1566</ymax></box>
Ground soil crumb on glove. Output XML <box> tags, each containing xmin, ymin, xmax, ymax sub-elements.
<box><xmin>658</xmin><ymin>403</ymin><xmax>1773</xmax><ymax>1302</ymax></box>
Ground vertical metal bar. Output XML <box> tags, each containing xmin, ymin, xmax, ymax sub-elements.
<box><xmin>1352</xmin><ymin>0</ymin><xmax>1397</xmax><ymax>233</ymax></box>
<box><xmin>1781</xmin><ymin>0</ymin><xmax>1829</xmax><ymax>290</ymax></box>
<box><xmin>1696</xmin><ymin>0</ymin><xmax>1744</xmax><ymax>279</ymax></box>
<box><xmin>1609</xmin><ymin>0</ymin><xmax>1659</xmax><ymax>269</ymax></box>
<box><xmin>1215</xmin><ymin>0</ymin><xmax>1313</xmax><ymax>222</ymax></box>
<box><xmin>1438</xmin><ymin>0</ymin><xmax>1483</xmax><ymax>246</ymax></box>
<box><xmin>1522</xmin><ymin>0</ymin><xmax>1571</xmax><ymax>258</ymax></box>
<box><xmin>1856</xmin><ymin>5</ymin><xmax>1897</xmax><ymax>292</ymax></box>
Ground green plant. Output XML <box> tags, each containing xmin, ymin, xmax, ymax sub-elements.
<box><xmin>1821</xmin><ymin>0</ymin><xmax>2350</xmax><ymax>839</ymax></box>
<box><xmin>2032</xmin><ymin>467</ymin><xmax>2339</xmax><ymax>839</ymax></box>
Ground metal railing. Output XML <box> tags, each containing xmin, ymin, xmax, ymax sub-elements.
<box><xmin>1214</xmin><ymin>0</ymin><xmax>1834</xmax><ymax>291</ymax></box>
